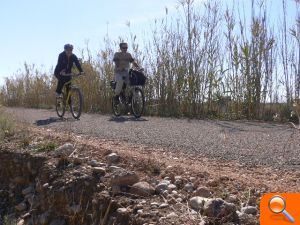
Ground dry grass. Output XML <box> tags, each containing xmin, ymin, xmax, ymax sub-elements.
<box><xmin>0</xmin><ymin>0</ymin><xmax>300</xmax><ymax>121</ymax></box>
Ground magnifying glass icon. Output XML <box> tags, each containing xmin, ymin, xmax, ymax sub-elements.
<box><xmin>269</xmin><ymin>195</ymin><xmax>295</xmax><ymax>223</ymax></box>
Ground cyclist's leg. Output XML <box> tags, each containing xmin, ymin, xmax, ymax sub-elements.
<box><xmin>115</xmin><ymin>73</ymin><xmax>124</xmax><ymax>102</ymax></box>
<box><xmin>56</xmin><ymin>76</ymin><xmax>65</xmax><ymax>97</ymax></box>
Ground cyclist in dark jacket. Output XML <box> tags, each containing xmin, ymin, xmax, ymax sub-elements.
<box><xmin>54</xmin><ymin>44</ymin><xmax>84</xmax><ymax>97</ymax></box>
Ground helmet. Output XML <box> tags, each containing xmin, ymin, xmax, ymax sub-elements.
<box><xmin>64</xmin><ymin>44</ymin><xmax>73</xmax><ymax>51</ymax></box>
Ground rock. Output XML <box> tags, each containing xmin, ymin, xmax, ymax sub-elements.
<box><xmin>15</xmin><ymin>202</ymin><xmax>27</xmax><ymax>212</ymax></box>
<box><xmin>109</xmin><ymin>165</ymin><xmax>123</xmax><ymax>172</ymax></box>
<box><xmin>227</xmin><ymin>195</ymin><xmax>239</xmax><ymax>204</ymax></box>
<box><xmin>238</xmin><ymin>212</ymin><xmax>258</xmax><ymax>225</ymax></box>
<box><xmin>73</xmin><ymin>157</ymin><xmax>85</xmax><ymax>165</ymax></box>
<box><xmin>189</xmin><ymin>197</ymin><xmax>209</xmax><ymax>211</ymax></box>
<box><xmin>174</xmin><ymin>176</ymin><xmax>183</xmax><ymax>186</ymax></box>
<box><xmin>110</xmin><ymin>170</ymin><xmax>139</xmax><ymax>186</ymax></box>
<box><xmin>107</xmin><ymin>153</ymin><xmax>120</xmax><ymax>164</ymax></box>
<box><xmin>42</xmin><ymin>183</ymin><xmax>49</xmax><ymax>189</ymax></box>
<box><xmin>167</xmin><ymin>184</ymin><xmax>177</xmax><ymax>191</ymax></box>
<box><xmin>117</xmin><ymin>208</ymin><xmax>127</xmax><ymax>213</ymax></box>
<box><xmin>241</xmin><ymin>206</ymin><xmax>258</xmax><ymax>215</ymax></box>
<box><xmin>150</xmin><ymin>202</ymin><xmax>159</xmax><ymax>208</ymax></box>
<box><xmin>203</xmin><ymin>198</ymin><xmax>237</xmax><ymax>222</ymax></box>
<box><xmin>207</xmin><ymin>179</ymin><xmax>219</xmax><ymax>187</ymax></box>
<box><xmin>17</xmin><ymin>219</ymin><xmax>25</xmax><ymax>225</ymax></box>
<box><xmin>196</xmin><ymin>186</ymin><xmax>212</xmax><ymax>198</ymax></box>
<box><xmin>89</xmin><ymin>159</ymin><xmax>106</xmax><ymax>167</ymax></box>
<box><xmin>130</xmin><ymin>182</ymin><xmax>155</xmax><ymax>197</ymax></box>
<box><xmin>92</xmin><ymin>167</ymin><xmax>106</xmax><ymax>176</ymax></box>
<box><xmin>54</xmin><ymin>143</ymin><xmax>74</xmax><ymax>157</ymax></box>
<box><xmin>166</xmin><ymin>212</ymin><xmax>178</xmax><ymax>218</ymax></box>
<box><xmin>184</xmin><ymin>183</ymin><xmax>194</xmax><ymax>192</ymax></box>
<box><xmin>159</xmin><ymin>203</ymin><xmax>169</xmax><ymax>209</ymax></box>
<box><xmin>22</xmin><ymin>186</ymin><xmax>34</xmax><ymax>196</ymax></box>
<box><xmin>155</xmin><ymin>181</ymin><xmax>169</xmax><ymax>194</ymax></box>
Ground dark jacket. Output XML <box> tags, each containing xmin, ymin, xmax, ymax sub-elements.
<box><xmin>54</xmin><ymin>52</ymin><xmax>83</xmax><ymax>76</ymax></box>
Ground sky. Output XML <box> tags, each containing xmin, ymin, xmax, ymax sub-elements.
<box><xmin>0</xmin><ymin>0</ymin><xmax>297</xmax><ymax>85</ymax></box>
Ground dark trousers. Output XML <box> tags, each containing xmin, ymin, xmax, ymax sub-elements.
<box><xmin>55</xmin><ymin>75</ymin><xmax>71</xmax><ymax>94</ymax></box>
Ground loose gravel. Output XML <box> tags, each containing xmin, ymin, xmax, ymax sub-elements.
<box><xmin>5</xmin><ymin>107</ymin><xmax>300</xmax><ymax>170</ymax></box>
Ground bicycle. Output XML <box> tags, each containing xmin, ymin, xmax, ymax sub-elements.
<box><xmin>55</xmin><ymin>73</ymin><xmax>84</xmax><ymax>120</ymax></box>
<box><xmin>110</xmin><ymin>69</ymin><xmax>146</xmax><ymax>118</ymax></box>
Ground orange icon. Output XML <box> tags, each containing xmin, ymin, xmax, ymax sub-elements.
<box><xmin>261</xmin><ymin>193</ymin><xmax>300</xmax><ymax>224</ymax></box>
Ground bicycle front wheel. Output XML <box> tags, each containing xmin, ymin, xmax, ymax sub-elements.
<box><xmin>112</xmin><ymin>96</ymin><xmax>122</xmax><ymax>117</ymax></box>
<box><xmin>131</xmin><ymin>87</ymin><xmax>145</xmax><ymax>118</ymax></box>
<box><xmin>56</xmin><ymin>93</ymin><xmax>66</xmax><ymax>118</ymax></box>
<box><xmin>69</xmin><ymin>87</ymin><xmax>83</xmax><ymax>119</ymax></box>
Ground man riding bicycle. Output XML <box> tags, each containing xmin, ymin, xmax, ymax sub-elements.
<box><xmin>54</xmin><ymin>44</ymin><xmax>84</xmax><ymax>98</ymax></box>
<box><xmin>113</xmin><ymin>42</ymin><xmax>140</xmax><ymax>104</ymax></box>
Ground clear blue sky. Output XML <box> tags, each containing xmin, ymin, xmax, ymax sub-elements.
<box><xmin>0</xmin><ymin>0</ymin><xmax>297</xmax><ymax>85</ymax></box>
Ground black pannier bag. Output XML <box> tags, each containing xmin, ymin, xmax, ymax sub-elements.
<box><xmin>129</xmin><ymin>69</ymin><xmax>147</xmax><ymax>86</ymax></box>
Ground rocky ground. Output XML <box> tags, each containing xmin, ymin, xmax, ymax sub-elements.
<box><xmin>0</xmin><ymin>122</ymin><xmax>299</xmax><ymax>225</ymax></box>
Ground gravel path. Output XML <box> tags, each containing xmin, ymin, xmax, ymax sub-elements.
<box><xmin>5</xmin><ymin>107</ymin><xmax>300</xmax><ymax>169</ymax></box>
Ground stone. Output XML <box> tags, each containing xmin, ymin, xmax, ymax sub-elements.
<box><xmin>110</xmin><ymin>170</ymin><xmax>139</xmax><ymax>186</ymax></box>
<box><xmin>184</xmin><ymin>183</ymin><xmax>194</xmax><ymax>192</ymax></box>
<box><xmin>109</xmin><ymin>165</ymin><xmax>123</xmax><ymax>172</ymax></box>
<box><xmin>227</xmin><ymin>195</ymin><xmax>239</xmax><ymax>204</ymax></box>
<box><xmin>203</xmin><ymin>198</ymin><xmax>237</xmax><ymax>222</ymax></box>
<box><xmin>22</xmin><ymin>186</ymin><xmax>34</xmax><ymax>196</ymax></box>
<box><xmin>130</xmin><ymin>182</ymin><xmax>155</xmax><ymax>197</ymax></box>
<box><xmin>167</xmin><ymin>184</ymin><xmax>177</xmax><ymax>191</ymax></box>
<box><xmin>159</xmin><ymin>203</ymin><xmax>169</xmax><ymax>209</ymax></box>
<box><xmin>241</xmin><ymin>206</ymin><xmax>258</xmax><ymax>215</ymax></box>
<box><xmin>166</xmin><ymin>212</ymin><xmax>178</xmax><ymax>218</ymax></box>
<box><xmin>89</xmin><ymin>159</ymin><xmax>105</xmax><ymax>167</ymax></box>
<box><xmin>238</xmin><ymin>212</ymin><xmax>258</xmax><ymax>225</ymax></box>
<box><xmin>15</xmin><ymin>202</ymin><xmax>27</xmax><ymax>212</ymax></box>
<box><xmin>92</xmin><ymin>167</ymin><xmax>106</xmax><ymax>176</ymax></box>
<box><xmin>155</xmin><ymin>181</ymin><xmax>169</xmax><ymax>194</ymax></box>
<box><xmin>196</xmin><ymin>186</ymin><xmax>212</xmax><ymax>198</ymax></box>
<box><xmin>150</xmin><ymin>202</ymin><xmax>159</xmax><ymax>208</ymax></box>
<box><xmin>17</xmin><ymin>219</ymin><xmax>25</xmax><ymax>225</ymax></box>
<box><xmin>117</xmin><ymin>208</ymin><xmax>128</xmax><ymax>214</ymax></box>
<box><xmin>54</xmin><ymin>143</ymin><xmax>74</xmax><ymax>157</ymax></box>
<box><xmin>107</xmin><ymin>153</ymin><xmax>120</xmax><ymax>164</ymax></box>
<box><xmin>189</xmin><ymin>197</ymin><xmax>209</xmax><ymax>211</ymax></box>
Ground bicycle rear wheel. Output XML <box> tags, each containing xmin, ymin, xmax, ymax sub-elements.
<box><xmin>131</xmin><ymin>87</ymin><xmax>145</xmax><ymax>118</ymax></box>
<box><xmin>56</xmin><ymin>93</ymin><xmax>66</xmax><ymax>118</ymax></box>
<box><xmin>69</xmin><ymin>87</ymin><xmax>83</xmax><ymax>119</ymax></box>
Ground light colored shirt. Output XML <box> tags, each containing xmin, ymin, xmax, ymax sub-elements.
<box><xmin>113</xmin><ymin>52</ymin><xmax>134</xmax><ymax>72</ymax></box>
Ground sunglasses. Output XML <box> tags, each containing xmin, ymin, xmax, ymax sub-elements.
<box><xmin>121</xmin><ymin>47</ymin><xmax>128</xmax><ymax>50</ymax></box>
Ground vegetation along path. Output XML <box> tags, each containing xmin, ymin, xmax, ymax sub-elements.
<box><xmin>5</xmin><ymin>107</ymin><xmax>300</xmax><ymax>170</ymax></box>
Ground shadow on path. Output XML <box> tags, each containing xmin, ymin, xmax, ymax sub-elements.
<box><xmin>108</xmin><ymin>116</ymin><xmax>148</xmax><ymax>123</ymax></box>
<box><xmin>34</xmin><ymin>117</ymin><xmax>77</xmax><ymax>126</ymax></box>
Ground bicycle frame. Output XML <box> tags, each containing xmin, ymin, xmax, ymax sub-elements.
<box><xmin>61</xmin><ymin>74</ymin><xmax>81</xmax><ymax>103</ymax></box>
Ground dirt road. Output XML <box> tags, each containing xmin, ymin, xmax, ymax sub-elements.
<box><xmin>5</xmin><ymin>107</ymin><xmax>300</xmax><ymax>170</ymax></box>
